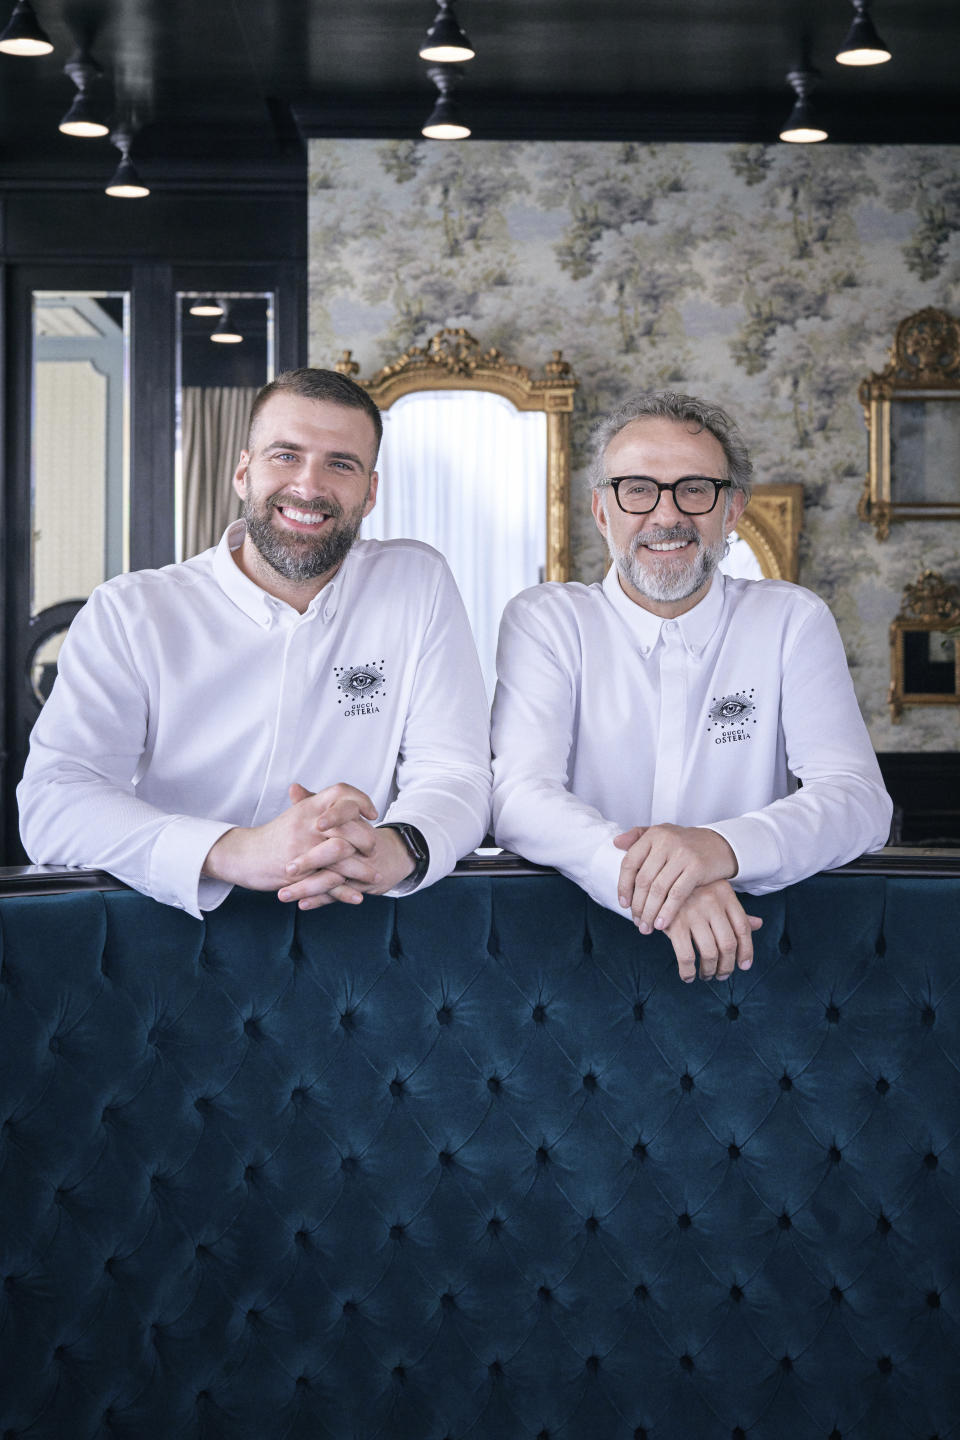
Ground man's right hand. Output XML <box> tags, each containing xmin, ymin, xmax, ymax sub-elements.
<box><xmin>202</xmin><ymin>782</ymin><xmax>380</xmax><ymax>902</ymax></box>
<box><xmin>660</xmin><ymin>880</ymin><xmax>762</xmax><ymax>983</ymax></box>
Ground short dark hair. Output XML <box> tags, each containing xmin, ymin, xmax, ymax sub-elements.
<box><xmin>590</xmin><ymin>390</ymin><xmax>753</xmax><ymax>500</ymax></box>
<box><xmin>246</xmin><ymin>368</ymin><xmax>383</xmax><ymax>463</ymax></box>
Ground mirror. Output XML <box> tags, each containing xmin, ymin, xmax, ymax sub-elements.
<box><xmin>726</xmin><ymin>484</ymin><xmax>803</xmax><ymax>583</ymax></box>
<box><xmin>340</xmin><ymin>329</ymin><xmax>576</xmax><ymax>695</ymax></box>
<box><xmin>175</xmin><ymin>291</ymin><xmax>275</xmax><ymax>561</ymax></box>
<box><xmin>859</xmin><ymin>307</ymin><xmax>960</xmax><ymax>540</ymax></box>
<box><xmin>31</xmin><ymin>291</ymin><xmax>129</xmax><ymax>617</ymax></box>
<box><xmin>888</xmin><ymin>569</ymin><xmax>960</xmax><ymax>722</ymax></box>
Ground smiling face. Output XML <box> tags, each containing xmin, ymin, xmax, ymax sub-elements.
<box><xmin>591</xmin><ymin>416</ymin><xmax>746</xmax><ymax>618</ymax></box>
<box><xmin>232</xmin><ymin>392</ymin><xmax>379</xmax><ymax>606</ymax></box>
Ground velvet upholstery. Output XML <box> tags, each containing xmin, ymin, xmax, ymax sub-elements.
<box><xmin>0</xmin><ymin>875</ymin><xmax>956</xmax><ymax>1439</ymax></box>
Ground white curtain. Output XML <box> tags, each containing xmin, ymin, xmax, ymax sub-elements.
<box><xmin>362</xmin><ymin>390</ymin><xmax>547</xmax><ymax>698</ymax></box>
<box><xmin>182</xmin><ymin>386</ymin><xmax>256</xmax><ymax>559</ymax></box>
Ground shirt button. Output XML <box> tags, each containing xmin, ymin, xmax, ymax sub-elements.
<box><xmin>664</xmin><ymin>621</ymin><xmax>676</xmax><ymax>632</ymax></box>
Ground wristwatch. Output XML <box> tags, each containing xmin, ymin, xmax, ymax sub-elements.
<box><xmin>379</xmin><ymin>822</ymin><xmax>429</xmax><ymax>894</ymax></box>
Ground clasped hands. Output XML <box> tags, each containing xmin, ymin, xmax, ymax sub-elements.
<box><xmin>203</xmin><ymin>782</ymin><xmax>415</xmax><ymax>910</ymax></box>
<box><xmin>614</xmin><ymin>822</ymin><xmax>762</xmax><ymax>983</ymax></box>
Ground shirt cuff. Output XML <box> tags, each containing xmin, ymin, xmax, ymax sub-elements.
<box><xmin>702</xmin><ymin>817</ymin><xmax>782</xmax><ymax>893</ymax></box>
<box><xmin>585</xmin><ymin>834</ymin><xmax>627</xmax><ymax>915</ymax></box>
<box><xmin>149</xmin><ymin>815</ymin><xmax>237</xmax><ymax>918</ymax></box>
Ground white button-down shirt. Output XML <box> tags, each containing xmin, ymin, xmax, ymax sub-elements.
<box><xmin>491</xmin><ymin>568</ymin><xmax>891</xmax><ymax>914</ymax></box>
<box><xmin>19</xmin><ymin>524</ymin><xmax>492</xmax><ymax>916</ymax></box>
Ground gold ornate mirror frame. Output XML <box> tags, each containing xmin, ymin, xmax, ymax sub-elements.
<box><xmin>858</xmin><ymin>307</ymin><xmax>960</xmax><ymax>541</ymax></box>
<box><xmin>336</xmin><ymin>328</ymin><xmax>577</xmax><ymax>579</ymax></box>
<box><xmin>735</xmin><ymin>484</ymin><xmax>803</xmax><ymax>582</ymax></box>
<box><xmin>888</xmin><ymin>569</ymin><xmax>960</xmax><ymax>722</ymax></box>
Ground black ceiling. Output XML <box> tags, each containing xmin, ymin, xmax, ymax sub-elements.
<box><xmin>1</xmin><ymin>0</ymin><xmax>958</xmax><ymax>190</ymax></box>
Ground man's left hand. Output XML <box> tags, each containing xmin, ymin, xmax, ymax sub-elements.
<box><xmin>614</xmin><ymin>823</ymin><xmax>738</xmax><ymax>934</ymax></box>
<box><xmin>278</xmin><ymin>792</ymin><xmax>415</xmax><ymax>909</ymax></box>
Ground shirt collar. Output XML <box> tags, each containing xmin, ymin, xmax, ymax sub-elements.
<box><xmin>601</xmin><ymin>563</ymin><xmax>726</xmax><ymax>657</ymax></box>
<box><xmin>212</xmin><ymin>520</ymin><xmax>346</xmax><ymax>626</ymax></box>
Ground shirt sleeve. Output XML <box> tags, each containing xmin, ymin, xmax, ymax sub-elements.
<box><xmin>379</xmin><ymin>560</ymin><xmax>492</xmax><ymax>890</ymax></box>
<box><xmin>17</xmin><ymin>588</ymin><xmax>234</xmax><ymax>918</ymax></box>
<box><xmin>491</xmin><ymin>592</ymin><xmax>624</xmax><ymax>913</ymax></box>
<box><xmin>704</xmin><ymin>598</ymin><xmax>893</xmax><ymax>893</ymax></box>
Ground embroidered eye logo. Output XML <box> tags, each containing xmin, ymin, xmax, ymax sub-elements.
<box><xmin>345</xmin><ymin>667</ymin><xmax>380</xmax><ymax>695</ymax></box>
<box><xmin>707</xmin><ymin>690</ymin><xmax>756</xmax><ymax>729</ymax></box>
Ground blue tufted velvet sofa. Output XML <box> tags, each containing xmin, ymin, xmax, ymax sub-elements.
<box><xmin>0</xmin><ymin>863</ymin><xmax>957</xmax><ymax>1440</ymax></box>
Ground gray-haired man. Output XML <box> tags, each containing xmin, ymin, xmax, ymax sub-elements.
<box><xmin>491</xmin><ymin>391</ymin><xmax>891</xmax><ymax>981</ymax></box>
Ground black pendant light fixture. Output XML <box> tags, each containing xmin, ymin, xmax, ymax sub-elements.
<box><xmin>210</xmin><ymin>303</ymin><xmax>243</xmax><ymax>344</ymax></box>
<box><xmin>419</xmin><ymin>0</ymin><xmax>474</xmax><ymax>63</ymax></box>
<box><xmin>0</xmin><ymin>0</ymin><xmax>52</xmax><ymax>55</ymax></box>
<box><xmin>105</xmin><ymin>126</ymin><xmax>150</xmax><ymax>197</ymax></box>
<box><xmin>188</xmin><ymin>297</ymin><xmax>225</xmax><ymax>317</ymax></box>
<box><xmin>779</xmin><ymin>69</ymin><xmax>828</xmax><ymax>143</ymax></box>
<box><xmin>422</xmin><ymin>64</ymin><xmax>470</xmax><ymax>140</ymax></box>
<box><xmin>59</xmin><ymin>48</ymin><xmax>109</xmax><ymax>137</ymax></box>
<box><xmin>836</xmin><ymin>0</ymin><xmax>891</xmax><ymax>66</ymax></box>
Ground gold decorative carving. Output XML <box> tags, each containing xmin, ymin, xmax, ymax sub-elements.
<box><xmin>859</xmin><ymin>307</ymin><xmax>960</xmax><ymax>539</ymax></box>
<box><xmin>340</xmin><ymin>329</ymin><xmax>577</xmax><ymax>581</ymax></box>
<box><xmin>888</xmin><ymin>570</ymin><xmax>960</xmax><ymax>722</ymax></box>
<box><xmin>735</xmin><ymin>483</ymin><xmax>803</xmax><ymax>583</ymax></box>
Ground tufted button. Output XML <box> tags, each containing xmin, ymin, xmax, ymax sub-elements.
<box><xmin>488</xmin><ymin>1359</ymin><xmax>503</xmax><ymax>1379</ymax></box>
<box><xmin>829</xmin><ymin>1145</ymin><xmax>842</xmax><ymax>1164</ymax></box>
<box><xmin>295</xmin><ymin>1376</ymin><xmax>309</xmax><ymax>1390</ymax></box>
<box><xmin>342</xmin><ymin>1299</ymin><xmax>357</xmax><ymax>1315</ymax></box>
<box><xmin>634</xmin><ymin>1282</ymin><xmax>649</xmax><ymax>1301</ymax></box>
<box><xmin>728</xmin><ymin>1143</ymin><xmax>740</xmax><ymax>1160</ymax></box>
<box><xmin>487</xmin><ymin>1216</ymin><xmax>503</xmax><ymax>1235</ymax></box>
<box><xmin>339</xmin><ymin>1010</ymin><xmax>356</xmax><ymax>1032</ymax></box>
<box><xmin>392</xmin><ymin>1364</ymin><xmax>406</xmax><ymax>1383</ymax></box>
<box><xmin>922</xmin><ymin>1005</ymin><xmax>936</xmax><ymax>1027</ymax></box>
<box><xmin>778</xmin><ymin>1212</ymin><xmax>791</xmax><ymax>1230</ymax></box>
<box><xmin>585</xmin><ymin>1215</ymin><xmax>600</xmax><ymax>1233</ymax></box>
<box><xmin>389</xmin><ymin>1078</ymin><xmax>404</xmax><ymax>1098</ymax></box>
<box><xmin>729</xmin><ymin>1284</ymin><xmax>743</xmax><ymax>1302</ymax></box>
<box><xmin>726</xmin><ymin>1003</ymin><xmax>740</xmax><ymax>1021</ymax></box>
<box><xmin>825</xmin><ymin>1003</ymin><xmax>840</xmax><ymax>1024</ymax></box>
<box><xmin>196</xmin><ymin>1391</ymin><xmax>209</xmax><ymax>1405</ymax></box>
<box><xmin>535</xmin><ymin>1146</ymin><xmax>550</xmax><ymax>1166</ymax></box>
<box><xmin>244</xmin><ymin>1164</ymin><xmax>258</xmax><ymax>1182</ymax></box>
<box><xmin>830</xmin><ymin>1285</ymin><xmax>843</xmax><ymax>1303</ymax></box>
<box><xmin>194</xmin><ymin>1097</ymin><xmax>212</xmax><ymax>1114</ymax></box>
<box><xmin>633</xmin><ymin>1001</ymin><xmax>644</xmax><ymax>1022</ymax></box>
<box><xmin>679</xmin><ymin>1353</ymin><xmax>694</xmax><ymax>1372</ymax></box>
<box><xmin>487</xmin><ymin>1075</ymin><xmax>502</xmax><ymax>1095</ymax></box>
<box><xmin>341</xmin><ymin>1155</ymin><xmax>358</xmax><ymax>1174</ymax></box>
<box><xmin>677</xmin><ymin>1212</ymin><xmax>692</xmax><ymax>1230</ymax></box>
<box><xmin>633</xmin><ymin>1140</ymin><xmax>647</xmax><ymax>1160</ymax></box>
<box><xmin>532</xmin><ymin>1003</ymin><xmax>547</xmax><ymax>1024</ymax></box>
<box><xmin>585</xmin><ymin>1354</ymin><xmax>600</xmax><ymax>1375</ymax></box>
<box><xmin>827</xmin><ymin>1430</ymin><xmax>842</xmax><ymax>1440</ymax></box>
<box><xmin>733</xmin><ymin>1429</ymin><xmax>746</xmax><ymax>1440</ymax></box>
<box><xmin>295</xmin><ymin>1230</ymin><xmax>309</xmax><ymax>1248</ymax></box>
<box><xmin>436</xmin><ymin>1005</ymin><xmax>452</xmax><ymax>1026</ymax></box>
<box><xmin>877</xmin><ymin>1355</ymin><xmax>893</xmax><ymax>1375</ymax></box>
<box><xmin>289</xmin><ymin>1087</ymin><xmax>307</xmax><ymax>1105</ymax></box>
<box><xmin>48</xmin><ymin>1036</ymin><xmax>61</xmax><ymax>1055</ymax></box>
<box><xmin>389</xmin><ymin>1223</ymin><xmax>405</xmax><ymax>1241</ymax></box>
<box><xmin>876</xmin><ymin>1213</ymin><xmax>892</xmax><ymax>1235</ymax></box>
<box><xmin>876</xmin><ymin>1076</ymin><xmax>890</xmax><ymax>1094</ymax></box>
<box><xmin>440</xmin><ymin>1291</ymin><xmax>456</xmax><ymax>1312</ymax></box>
<box><xmin>537</xmin><ymin>1431</ymin><xmax>550</xmax><ymax>1440</ymax></box>
<box><xmin>147</xmin><ymin>1027</ymin><xmax>159</xmax><ymax>1045</ymax></box>
<box><xmin>778</xmin><ymin>932</ymin><xmax>791</xmax><ymax>955</ymax></box>
<box><xmin>538</xmin><ymin>1285</ymin><xmax>552</xmax><ymax>1303</ymax></box>
<box><xmin>104</xmin><ymin>1257</ymin><xmax>118</xmax><ymax>1276</ymax></box>
<box><xmin>779</xmin><ymin>1074</ymin><xmax>793</xmax><ymax>1091</ymax></box>
<box><xmin>680</xmin><ymin>1072</ymin><xmax>694</xmax><ymax>1093</ymax></box>
<box><xmin>927</xmin><ymin>1291</ymin><xmax>941</xmax><ymax>1308</ymax></box>
<box><xmin>924</xmin><ymin>1152</ymin><xmax>938</xmax><ymax>1170</ymax></box>
<box><xmin>582</xmin><ymin>1072</ymin><xmax>598</xmax><ymax>1093</ymax></box>
<box><xmin>780</xmin><ymin>1355</ymin><xmax>792</xmax><ymax>1373</ymax></box>
<box><xmin>247</xmin><ymin>1308</ymin><xmax>260</xmax><ymax>1323</ymax></box>
<box><xmin>438</xmin><ymin>1150</ymin><xmax>454</xmax><ymax>1169</ymax></box>
<box><xmin>634</xmin><ymin>1429</ymin><xmax>648</xmax><ymax>1440</ymax></box>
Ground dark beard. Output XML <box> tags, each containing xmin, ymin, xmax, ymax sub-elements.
<box><xmin>242</xmin><ymin>493</ymin><xmax>366</xmax><ymax>583</ymax></box>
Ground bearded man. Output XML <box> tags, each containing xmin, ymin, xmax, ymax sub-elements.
<box><xmin>19</xmin><ymin>369</ymin><xmax>491</xmax><ymax>916</ymax></box>
<box><xmin>491</xmin><ymin>391</ymin><xmax>891</xmax><ymax>982</ymax></box>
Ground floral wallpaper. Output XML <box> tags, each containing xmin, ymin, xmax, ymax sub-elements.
<box><xmin>308</xmin><ymin>139</ymin><xmax>960</xmax><ymax>748</ymax></box>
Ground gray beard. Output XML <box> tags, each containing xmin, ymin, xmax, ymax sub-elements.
<box><xmin>242</xmin><ymin>493</ymin><xmax>367</xmax><ymax>583</ymax></box>
<box><xmin>608</xmin><ymin>523</ymin><xmax>728</xmax><ymax>604</ymax></box>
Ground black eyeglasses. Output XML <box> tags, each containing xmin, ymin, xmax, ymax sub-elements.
<box><xmin>602</xmin><ymin>476</ymin><xmax>733</xmax><ymax>516</ymax></box>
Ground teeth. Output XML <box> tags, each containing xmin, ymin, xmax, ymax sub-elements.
<box><xmin>280</xmin><ymin>506</ymin><xmax>327</xmax><ymax>526</ymax></box>
<box><xmin>645</xmin><ymin>540</ymin><xmax>689</xmax><ymax>551</ymax></box>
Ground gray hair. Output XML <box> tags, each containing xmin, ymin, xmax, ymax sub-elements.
<box><xmin>589</xmin><ymin>391</ymin><xmax>753</xmax><ymax>500</ymax></box>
